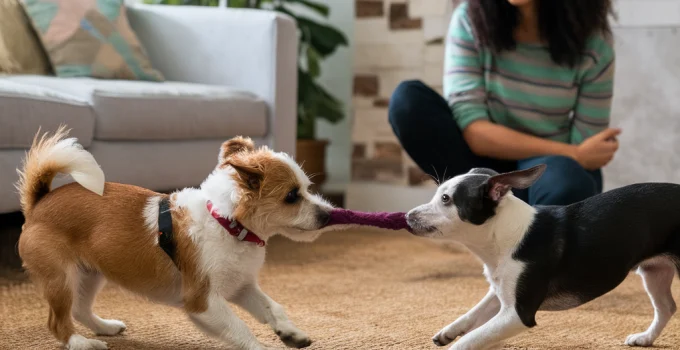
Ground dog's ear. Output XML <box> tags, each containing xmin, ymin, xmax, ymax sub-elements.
<box><xmin>226</xmin><ymin>156</ymin><xmax>263</xmax><ymax>191</ymax></box>
<box><xmin>219</xmin><ymin>136</ymin><xmax>255</xmax><ymax>164</ymax></box>
<box><xmin>486</xmin><ymin>164</ymin><xmax>546</xmax><ymax>201</ymax></box>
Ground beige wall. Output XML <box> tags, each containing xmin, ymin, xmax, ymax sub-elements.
<box><xmin>351</xmin><ymin>0</ymin><xmax>459</xmax><ymax>186</ymax></box>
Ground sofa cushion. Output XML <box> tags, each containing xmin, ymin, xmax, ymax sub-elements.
<box><xmin>0</xmin><ymin>79</ymin><xmax>94</xmax><ymax>149</ymax></box>
<box><xmin>5</xmin><ymin>76</ymin><xmax>268</xmax><ymax>141</ymax></box>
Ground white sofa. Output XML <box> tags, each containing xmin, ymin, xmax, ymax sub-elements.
<box><xmin>0</xmin><ymin>4</ymin><xmax>298</xmax><ymax>214</ymax></box>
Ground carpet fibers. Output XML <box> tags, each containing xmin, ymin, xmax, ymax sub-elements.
<box><xmin>2</xmin><ymin>230</ymin><xmax>680</xmax><ymax>349</ymax></box>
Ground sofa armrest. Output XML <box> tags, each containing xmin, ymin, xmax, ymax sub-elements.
<box><xmin>127</xmin><ymin>4</ymin><xmax>298</xmax><ymax>156</ymax></box>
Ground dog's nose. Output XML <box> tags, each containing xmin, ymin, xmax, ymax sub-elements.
<box><xmin>406</xmin><ymin>211</ymin><xmax>415</xmax><ymax>223</ymax></box>
<box><xmin>316</xmin><ymin>210</ymin><xmax>331</xmax><ymax>226</ymax></box>
<box><xmin>406</xmin><ymin>211</ymin><xmax>420</xmax><ymax>226</ymax></box>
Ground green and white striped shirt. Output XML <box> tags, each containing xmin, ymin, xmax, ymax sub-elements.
<box><xmin>444</xmin><ymin>2</ymin><xmax>615</xmax><ymax>144</ymax></box>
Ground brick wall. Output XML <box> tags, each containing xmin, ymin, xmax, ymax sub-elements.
<box><xmin>351</xmin><ymin>0</ymin><xmax>460</xmax><ymax>186</ymax></box>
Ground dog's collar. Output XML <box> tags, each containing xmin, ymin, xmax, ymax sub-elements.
<box><xmin>206</xmin><ymin>201</ymin><xmax>265</xmax><ymax>247</ymax></box>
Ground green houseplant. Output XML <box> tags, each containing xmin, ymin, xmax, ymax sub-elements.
<box><xmin>144</xmin><ymin>0</ymin><xmax>348</xmax><ymax>190</ymax></box>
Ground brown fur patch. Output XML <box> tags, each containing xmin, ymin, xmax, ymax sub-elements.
<box><xmin>219</xmin><ymin>136</ymin><xmax>255</xmax><ymax>164</ymax></box>
<box><xmin>44</xmin><ymin>270</ymin><xmax>76</xmax><ymax>343</ymax></box>
<box><xmin>16</xmin><ymin>125</ymin><xmax>70</xmax><ymax>215</ymax></box>
<box><xmin>224</xmin><ymin>148</ymin><xmax>301</xmax><ymax>222</ymax></box>
<box><xmin>171</xmin><ymin>204</ymin><xmax>210</xmax><ymax>314</ymax></box>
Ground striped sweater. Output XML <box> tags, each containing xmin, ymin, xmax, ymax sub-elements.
<box><xmin>444</xmin><ymin>2</ymin><xmax>616</xmax><ymax>144</ymax></box>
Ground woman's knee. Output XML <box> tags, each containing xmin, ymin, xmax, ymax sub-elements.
<box><xmin>387</xmin><ymin>80</ymin><xmax>427</xmax><ymax>129</ymax></box>
<box><xmin>528</xmin><ymin>156</ymin><xmax>599</xmax><ymax>205</ymax></box>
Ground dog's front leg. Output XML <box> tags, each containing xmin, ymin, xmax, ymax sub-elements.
<box><xmin>188</xmin><ymin>293</ymin><xmax>263</xmax><ymax>350</ymax></box>
<box><xmin>448</xmin><ymin>305</ymin><xmax>527</xmax><ymax>350</ymax></box>
<box><xmin>231</xmin><ymin>283</ymin><xmax>312</xmax><ymax>349</ymax></box>
<box><xmin>433</xmin><ymin>287</ymin><xmax>500</xmax><ymax>346</ymax></box>
<box><xmin>448</xmin><ymin>260</ymin><xmax>547</xmax><ymax>350</ymax></box>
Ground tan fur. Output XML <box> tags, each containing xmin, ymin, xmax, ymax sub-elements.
<box><xmin>225</xmin><ymin>147</ymin><xmax>301</xmax><ymax>223</ymax></box>
<box><xmin>219</xmin><ymin>136</ymin><xmax>255</xmax><ymax>163</ymax></box>
<box><xmin>16</xmin><ymin>125</ymin><xmax>70</xmax><ymax>215</ymax></box>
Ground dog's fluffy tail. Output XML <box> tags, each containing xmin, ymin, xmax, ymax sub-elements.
<box><xmin>16</xmin><ymin>126</ymin><xmax>105</xmax><ymax>216</ymax></box>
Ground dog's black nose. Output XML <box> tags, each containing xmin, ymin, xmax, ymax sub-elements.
<box><xmin>316</xmin><ymin>210</ymin><xmax>331</xmax><ymax>226</ymax></box>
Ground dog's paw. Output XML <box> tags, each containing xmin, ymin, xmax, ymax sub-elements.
<box><xmin>449</xmin><ymin>343</ymin><xmax>499</xmax><ymax>350</ymax></box>
<box><xmin>432</xmin><ymin>322</ymin><xmax>467</xmax><ymax>347</ymax></box>
<box><xmin>275</xmin><ymin>329</ymin><xmax>312</xmax><ymax>348</ymax></box>
<box><xmin>433</xmin><ymin>332</ymin><xmax>456</xmax><ymax>347</ymax></box>
<box><xmin>625</xmin><ymin>332</ymin><xmax>655</xmax><ymax>347</ymax></box>
<box><xmin>66</xmin><ymin>335</ymin><xmax>108</xmax><ymax>350</ymax></box>
<box><xmin>95</xmin><ymin>319</ymin><xmax>127</xmax><ymax>336</ymax></box>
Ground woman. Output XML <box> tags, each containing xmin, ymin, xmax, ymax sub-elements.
<box><xmin>389</xmin><ymin>0</ymin><xmax>618</xmax><ymax>205</ymax></box>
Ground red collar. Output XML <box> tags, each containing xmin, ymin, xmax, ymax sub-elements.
<box><xmin>206</xmin><ymin>201</ymin><xmax>265</xmax><ymax>247</ymax></box>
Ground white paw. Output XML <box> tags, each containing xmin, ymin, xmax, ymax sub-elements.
<box><xmin>66</xmin><ymin>334</ymin><xmax>108</xmax><ymax>350</ymax></box>
<box><xmin>449</xmin><ymin>342</ymin><xmax>473</xmax><ymax>350</ymax></box>
<box><xmin>275</xmin><ymin>327</ymin><xmax>312</xmax><ymax>348</ymax></box>
<box><xmin>95</xmin><ymin>319</ymin><xmax>127</xmax><ymax>336</ymax></box>
<box><xmin>625</xmin><ymin>332</ymin><xmax>656</xmax><ymax>347</ymax></box>
<box><xmin>450</xmin><ymin>345</ymin><xmax>499</xmax><ymax>350</ymax></box>
<box><xmin>433</xmin><ymin>321</ymin><xmax>468</xmax><ymax>347</ymax></box>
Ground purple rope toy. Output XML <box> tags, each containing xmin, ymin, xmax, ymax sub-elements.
<box><xmin>324</xmin><ymin>208</ymin><xmax>413</xmax><ymax>233</ymax></box>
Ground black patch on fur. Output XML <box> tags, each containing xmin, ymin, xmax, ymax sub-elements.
<box><xmin>511</xmin><ymin>183</ymin><xmax>680</xmax><ymax>328</ymax></box>
<box><xmin>452</xmin><ymin>174</ymin><xmax>499</xmax><ymax>225</ymax></box>
<box><xmin>158</xmin><ymin>197</ymin><xmax>176</xmax><ymax>263</ymax></box>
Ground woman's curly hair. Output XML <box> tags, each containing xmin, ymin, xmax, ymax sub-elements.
<box><xmin>466</xmin><ymin>0</ymin><xmax>613</xmax><ymax>67</ymax></box>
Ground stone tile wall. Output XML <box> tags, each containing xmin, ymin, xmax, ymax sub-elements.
<box><xmin>351</xmin><ymin>0</ymin><xmax>459</xmax><ymax>186</ymax></box>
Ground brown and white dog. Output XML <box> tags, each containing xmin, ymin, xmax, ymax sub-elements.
<box><xmin>17</xmin><ymin>127</ymin><xmax>334</xmax><ymax>350</ymax></box>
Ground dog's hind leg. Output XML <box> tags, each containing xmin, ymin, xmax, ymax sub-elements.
<box><xmin>42</xmin><ymin>267</ymin><xmax>108</xmax><ymax>350</ymax></box>
<box><xmin>625</xmin><ymin>258</ymin><xmax>676</xmax><ymax>347</ymax></box>
<box><xmin>20</xmin><ymin>226</ymin><xmax>108</xmax><ymax>350</ymax></box>
<box><xmin>72</xmin><ymin>270</ymin><xmax>127</xmax><ymax>336</ymax></box>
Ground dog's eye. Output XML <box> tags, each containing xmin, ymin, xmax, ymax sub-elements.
<box><xmin>285</xmin><ymin>188</ymin><xmax>299</xmax><ymax>204</ymax></box>
<box><xmin>441</xmin><ymin>194</ymin><xmax>451</xmax><ymax>204</ymax></box>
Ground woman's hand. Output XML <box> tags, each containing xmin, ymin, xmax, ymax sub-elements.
<box><xmin>462</xmin><ymin>121</ymin><xmax>621</xmax><ymax>170</ymax></box>
<box><xmin>571</xmin><ymin>128</ymin><xmax>621</xmax><ymax>170</ymax></box>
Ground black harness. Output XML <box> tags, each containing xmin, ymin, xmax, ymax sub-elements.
<box><xmin>158</xmin><ymin>197</ymin><xmax>175</xmax><ymax>261</ymax></box>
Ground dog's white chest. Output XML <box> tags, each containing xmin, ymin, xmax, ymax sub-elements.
<box><xmin>199</xmin><ymin>233</ymin><xmax>266</xmax><ymax>297</ymax></box>
<box><xmin>211</xmin><ymin>252</ymin><xmax>264</xmax><ymax>292</ymax></box>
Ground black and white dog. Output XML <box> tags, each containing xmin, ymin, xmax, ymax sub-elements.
<box><xmin>406</xmin><ymin>164</ymin><xmax>680</xmax><ymax>350</ymax></box>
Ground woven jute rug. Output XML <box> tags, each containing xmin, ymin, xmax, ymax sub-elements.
<box><xmin>1</xmin><ymin>230</ymin><xmax>679</xmax><ymax>349</ymax></box>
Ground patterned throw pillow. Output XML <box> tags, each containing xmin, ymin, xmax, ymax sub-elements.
<box><xmin>22</xmin><ymin>0</ymin><xmax>164</xmax><ymax>81</ymax></box>
<box><xmin>0</xmin><ymin>36</ymin><xmax>19</xmax><ymax>73</ymax></box>
<box><xmin>0</xmin><ymin>0</ymin><xmax>51</xmax><ymax>75</ymax></box>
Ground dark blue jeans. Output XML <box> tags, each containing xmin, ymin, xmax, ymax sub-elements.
<box><xmin>388</xmin><ymin>80</ymin><xmax>602</xmax><ymax>206</ymax></box>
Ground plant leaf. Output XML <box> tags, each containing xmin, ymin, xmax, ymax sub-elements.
<box><xmin>285</xmin><ymin>0</ymin><xmax>329</xmax><ymax>17</ymax></box>
<box><xmin>312</xmin><ymin>81</ymin><xmax>344</xmax><ymax>124</ymax></box>
<box><xmin>227</xmin><ymin>0</ymin><xmax>249</xmax><ymax>7</ymax></box>
<box><xmin>297</xmin><ymin>69</ymin><xmax>319</xmax><ymax>138</ymax></box>
<box><xmin>274</xmin><ymin>6</ymin><xmax>347</xmax><ymax>57</ymax></box>
<box><xmin>295</xmin><ymin>16</ymin><xmax>348</xmax><ymax>57</ymax></box>
<box><xmin>306</xmin><ymin>46</ymin><xmax>321</xmax><ymax>78</ymax></box>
